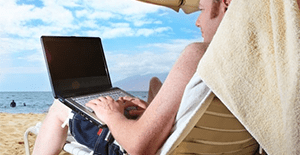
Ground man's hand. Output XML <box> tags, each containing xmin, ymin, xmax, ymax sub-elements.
<box><xmin>85</xmin><ymin>96</ymin><xmax>148</xmax><ymax>123</ymax></box>
<box><xmin>86</xmin><ymin>96</ymin><xmax>125</xmax><ymax>124</ymax></box>
<box><xmin>119</xmin><ymin>96</ymin><xmax>148</xmax><ymax>117</ymax></box>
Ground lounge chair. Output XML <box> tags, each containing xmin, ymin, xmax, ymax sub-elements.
<box><xmin>24</xmin><ymin>96</ymin><xmax>261</xmax><ymax>155</ymax></box>
<box><xmin>171</xmin><ymin>97</ymin><xmax>260</xmax><ymax>155</ymax></box>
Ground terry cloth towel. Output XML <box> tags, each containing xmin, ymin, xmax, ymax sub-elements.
<box><xmin>197</xmin><ymin>0</ymin><xmax>300</xmax><ymax>154</ymax></box>
<box><xmin>136</xmin><ymin>0</ymin><xmax>200</xmax><ymax>14</ymax></box>
<box><xmin>157</xmin><ymin>73</ymin><xmax>215</xmax><ymax>154</ymax></box>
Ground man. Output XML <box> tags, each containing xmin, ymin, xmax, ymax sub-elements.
<box><xmin>33</xmin><ymin>0</ymin><xmax>231</xmax><ymax>154</ymax></box>
<box><xmin>10</xmin><ymin>100</ymin><xmax>16</xmax><ymax>107</ymax></box>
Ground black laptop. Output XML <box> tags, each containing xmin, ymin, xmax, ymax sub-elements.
<box><xmin>41</xmin><ymin>36</ymin><xmax>134</xmax><ymax>128</ymax></box>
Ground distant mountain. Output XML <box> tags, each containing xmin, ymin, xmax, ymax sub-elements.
<box><xmin>113</xmin><ymin>73</ymin><xmax>168</xmax><ymax>91</ymax></box>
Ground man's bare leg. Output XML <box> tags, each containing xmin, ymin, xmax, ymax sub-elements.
<box><xmin>32</xmin><ymin>99</ymin><xmax>70</xmax><ymax>155</ymax></box>
<box><xmin>147</xmin><ymin>77</ymin><xmax>162</xmax><ymax>103</ymax></box>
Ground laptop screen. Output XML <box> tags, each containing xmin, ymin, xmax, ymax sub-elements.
<box><xmin>41</xmin><ymin>36</ymin><xmax>112</xmax><ymax>97</ymax></box>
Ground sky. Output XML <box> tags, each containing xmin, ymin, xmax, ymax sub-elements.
<box><xmin>0</xmin><ymin>0</ymin><xmax>202</xmax><ymax>92</ymax></box>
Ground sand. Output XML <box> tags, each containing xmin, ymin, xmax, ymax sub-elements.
<box><xmin>0</xmin><ymin>113</ymin><xmax>70</xmax><ymax>155</ymax></box>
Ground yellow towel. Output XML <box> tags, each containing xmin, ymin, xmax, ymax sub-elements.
<box><xmin>197</xmin><ymin>0</ymin><xmax>300</xmax><ymax>154</ymax></box>
<box><xmin>136</xmin><ymin>0</ymin><xmax>200</xmax><ymax>14</ymax></box>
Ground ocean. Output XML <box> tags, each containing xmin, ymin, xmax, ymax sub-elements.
<box><xmin>0</xmin><ymin>91</ymin><xmax>148</xmax><ymax>114</ymax></box>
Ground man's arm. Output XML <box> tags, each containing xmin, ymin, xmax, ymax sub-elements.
<box><xmin>87</xmin><ymin>42</ymin><xmax>209</xmax><ymax>155</ymax></box>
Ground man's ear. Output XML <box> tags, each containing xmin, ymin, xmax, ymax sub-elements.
<box><xmin>223</xmin><ymin>0</ymin><xmax>232</xmax><ymax>9</ymax></box>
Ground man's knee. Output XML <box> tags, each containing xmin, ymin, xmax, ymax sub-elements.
<box><xmin>150</xmin><ymin>77</ymin><xmax>162</xmax><ymax>87</ymax></box>
<box><xmin>47</xmin><ymin>99</ymin><xmax>70</xmax><ymax>123</ymax></box>
<box><xmin>149</xmin><ymin>77</ymin><xmax>162</xmax><ymax>93</ymax></box>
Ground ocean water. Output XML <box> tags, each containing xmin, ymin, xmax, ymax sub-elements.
<box><xmin>0</xmin><ymin>91</ymin><xmax>148</xmax><ymax>114</ymax></box>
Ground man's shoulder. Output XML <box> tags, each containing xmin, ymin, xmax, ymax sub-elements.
<box><xmin>185</xmin><ymin>42</ymin><xmax>210</xmax><ymax>52</ymax></box>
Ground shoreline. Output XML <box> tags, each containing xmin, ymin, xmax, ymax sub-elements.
<box><xmin>0</xmin><ymin>113</ymin><xmax>70</xmax><ymax>155</ymax></box>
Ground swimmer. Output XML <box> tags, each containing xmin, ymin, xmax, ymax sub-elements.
<box><xmin>10</xmin><ymin>100</ymin><xmax>16</xmax><ymax>108</ymax></box>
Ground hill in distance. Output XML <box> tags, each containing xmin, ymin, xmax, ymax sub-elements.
<box><xmin>113</xmin><ymin>73</ymin><xmax>168</xmax><ymax>91</ymax></box>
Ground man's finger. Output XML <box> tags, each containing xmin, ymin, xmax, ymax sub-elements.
<box><xmin>105</xmin><ymin>96</ymin><xmax>114</xmax><ymax>100</ymax></box>
<box><xmin>128</xmin><ymin>109</ymin><xmax>145</xmax><ymax>116</ymax></box>
<box><xmin>86</xmin><ymin>102</ymin><xmax>97</xmax><ymax>109</ymax></box>
<box><xmin>130</xmin><ymin>99</ymin><xmax>148</xmax><ymax>109</ymax></box>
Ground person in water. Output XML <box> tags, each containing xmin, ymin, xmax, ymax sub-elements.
<box><xmin>10</xmin><ymin>100</ymin><xmax>16</xmax><ymax>107</ymax></box>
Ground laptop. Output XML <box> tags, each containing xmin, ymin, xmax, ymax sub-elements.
<box><xmin>41</xmin><ymin>36</ymin><xmax>134</xmax><ymax>128</ymax></box>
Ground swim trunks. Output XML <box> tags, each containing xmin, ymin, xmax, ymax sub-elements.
<box><xmin>69</xmin><ymin>111</ymin><xmax>126</xmax><ymax>155</ymax></box>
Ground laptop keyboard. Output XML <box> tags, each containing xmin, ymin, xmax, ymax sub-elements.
<box><xmin>71</xmin><ymin>90</ymin><xmax>137</xmax><ymax>119</ymax></box>
<box><xmin>72</xmin><ymin>90</ymin><xmax>129</xmax><ymax>107</ymax></box>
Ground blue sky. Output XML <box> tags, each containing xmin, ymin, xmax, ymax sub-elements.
<box><xmin>0</xmin><ymin>0</ymin><xmax>202</xmax><ymax>91</ymax></box>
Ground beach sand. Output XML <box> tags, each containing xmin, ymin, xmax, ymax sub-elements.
<box><xmin>0</xmin><ymin>113</ymin><xmax>70</xmax><ymax>155</ymax></box>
